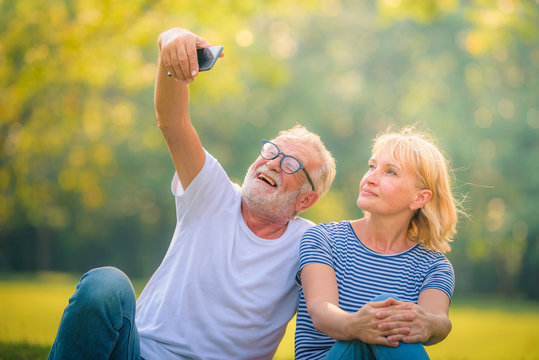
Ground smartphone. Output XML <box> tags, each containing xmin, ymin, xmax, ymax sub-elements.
<box><xmin>197</xmin><ymin>46</ymin><xmax>224</xmax><ymax>71</ymax></box>
<box><xmin>167</xmin><ymin>46</ymin><xmax>223</xmax><ymax>77</ymax></box>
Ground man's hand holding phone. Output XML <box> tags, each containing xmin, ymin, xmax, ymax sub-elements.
<box><xmin>158</xmin><ymin>27</ymin><xmax>224</xmax><ymax>83</ymax></box>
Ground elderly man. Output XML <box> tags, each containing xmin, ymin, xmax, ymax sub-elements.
<box><xmin>49</xmin><ymin>27</ymin><xmax>336</xmax><ymax>360</ymax></box>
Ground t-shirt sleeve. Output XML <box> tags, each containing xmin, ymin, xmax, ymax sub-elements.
<box><xmin>171</xmin><ymin>149</ymin><xmax>239</xmax><ymax>223</ymax></box>
<box><xmin>297</xmin><ymin>224</ymin><xmax>334</xmax><ymax>284</ymax></box>
<box><xmin>420</xmin><ymin>255</ymin><xmax>455</xmax><ymax>301</ymax></box>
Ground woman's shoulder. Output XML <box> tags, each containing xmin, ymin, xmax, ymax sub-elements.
<box><xmin>302</xmin><ymin>221</ymin><xmax>353</xmax><ymax>245</ymax></box>
<box><xmin>309</xmin><ymin>220</ymin><xmax>351</xmax><ymax>234</ymax></box>
<box><xmin>415</xmin><ymin>244</ymin><xmax>448</xmax><ymax>256</ymax></box>
<box><xmin>301</xmin><ymin>221</ymin><xmax>352</xmax><ymax>250</ymax></box>
<box><xmin>412</xmin><ymin>245</ymin><xmax>452</xmax><ymax>265</ymax></box>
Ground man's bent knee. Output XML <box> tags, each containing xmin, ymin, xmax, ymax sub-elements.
<box><xmin>73</xmin><ymin>267</ymin><xmax>135</xmax><ymax>311</ymax></box>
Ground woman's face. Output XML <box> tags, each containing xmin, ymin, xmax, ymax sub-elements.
<box><xmin>356</xmin><ymin>149</ymin><xmax>424</xmax><ymax>216</ymax></box>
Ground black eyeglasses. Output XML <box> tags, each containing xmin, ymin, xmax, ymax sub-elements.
<box><xmin>259</xmin><ymin>140</ymin><xmax>315</xmax><ymax>191</ymax></box>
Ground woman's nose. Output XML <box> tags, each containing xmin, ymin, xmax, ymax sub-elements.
<box><xmin>364</xmin><ymin>170</ymin><xmax>378</xmax><ymax>185</ymax></box>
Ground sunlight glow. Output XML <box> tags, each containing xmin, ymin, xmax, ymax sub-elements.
<box><xmin>269</xmin><ymin>22</ymin><xmax>297</xmax><ymax>59</ymax></box>
<box><xmin>497</xmin><ymin>0</ymin><xmax>515</xmax><ymax>14</ymax></box>
<box><xmin>487</xmin><ymin>198</ymin><xmax>506</xmax><ymax>232</ymax></box>
<box><xmin>498</xmin><ymin>98</ymin><xmax>515</xmax><ymax>119</ymax></box>
<box><xmin>236</xmin><ymin>29</ymin><xmax>254</xmax><ymax>47</ymax></box>
<box><xmin>474</xmin><ymin>107</ymin><xmax>494</xmax><ymax>128</ymax></box>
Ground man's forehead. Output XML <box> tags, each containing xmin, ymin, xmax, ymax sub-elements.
<box><xmin>275</xmin><ymin>138</ymin><xmax>319</xmax><ymax>171</ymax></box>
<box><xmin>274</xmin><ymin>137</ymin><xmax>307</xmax><ymax>154</ymax></box>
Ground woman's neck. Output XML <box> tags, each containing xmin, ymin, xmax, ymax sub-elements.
<box><xmin>351</xmin><ymin>216</ymin><xmax>415</xmax><ymax>254</ymax></box>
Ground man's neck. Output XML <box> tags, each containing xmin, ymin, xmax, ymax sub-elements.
<box><xmin>240</xmin><ymin>200</ymin><xmax>290</xmax><ymax>239</ymax></box>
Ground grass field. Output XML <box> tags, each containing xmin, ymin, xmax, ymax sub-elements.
<box><xmin>1</xmin><ymin>272</ymin><xmax>538</xmax><ymax>360</ymax></box>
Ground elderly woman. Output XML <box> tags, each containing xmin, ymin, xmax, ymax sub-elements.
<box><xmin>295</xmin><ymin>128</ymin><xmax>460</xmax><ymax>360</ymax></box>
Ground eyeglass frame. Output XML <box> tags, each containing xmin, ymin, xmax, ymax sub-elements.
<box><xmin>259</xmin><ymin>140</ymin><xmax>315</xmax><ymax>191</ymax></box>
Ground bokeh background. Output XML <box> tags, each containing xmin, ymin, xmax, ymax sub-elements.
<box><xmin>1</xmin><ymin>0</ymin><xmax>538</xmax><ymax>359</ymax></box>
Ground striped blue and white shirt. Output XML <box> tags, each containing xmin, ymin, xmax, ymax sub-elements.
<box><xmin>294</xmin><ymin>221</ymin><xmax>455</xmax><ymax>360</ymax></box>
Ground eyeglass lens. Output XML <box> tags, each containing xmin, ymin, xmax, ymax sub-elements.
<box><xmin>261</xmin><ymin>142</ymin><xmax>301</xmax><ymax>174</ymax></box>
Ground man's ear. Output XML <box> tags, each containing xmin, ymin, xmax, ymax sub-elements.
<box><xmin>295</xmin><ymin>191</ymin><xmax>320</xmax><ymax>213</ymax></box>
<box><xmin>411</xmin><ymin>189</ymin><xmax>432</xmax><ymax>210</ymax></box>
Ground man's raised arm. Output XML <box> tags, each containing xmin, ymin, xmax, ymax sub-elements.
<box><xmin>154</xmin><ymin>28</ymin><xmax>218</xmax><ymax>189</ymax></box>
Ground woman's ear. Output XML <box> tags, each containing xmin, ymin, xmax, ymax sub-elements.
<box><xmin>295</xmin><ymin>191</ymin><xmax>320</xmax><ymax>213</ymax></box>
<box><xmin>410</xmin><ymin>189</ymin><xmax>432</xmax><ymax>211</ymax></box>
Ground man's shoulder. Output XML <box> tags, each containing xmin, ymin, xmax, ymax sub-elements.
<box><xmin>195</xmin><ymin>149</ymin><xmax>237</xmax><ymax>193</ymax></box>
<box><xmin>287</xmin><ymin>217</ymin><xmax>316</xmax><ymax>238</ymax></box>
<box><xmin>292</xmin><ymin>216</ymin><xmax>316</xmax><ymax>228</ymax></box>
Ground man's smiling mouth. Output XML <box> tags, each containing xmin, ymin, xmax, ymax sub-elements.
<box><xmin>258</xmin><ymin>173</ymin><xmax>277</xmax><ymax>187</ymax></box>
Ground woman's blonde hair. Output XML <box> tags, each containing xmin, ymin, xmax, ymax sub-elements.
<box><xmin>371</xmin><ymin>127</ymin><xmax>459</xmax><ymax>252</ymax></box>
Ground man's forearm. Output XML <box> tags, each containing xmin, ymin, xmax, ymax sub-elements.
<box><xmin>154</xmin><ymin>57</ymin><xmax>190</xmax><ymax>128</ymax></box>
<box><xmin>153</xmin><ymin>49</ymin><xmax>205</xmax><ymax>189</ymax></box>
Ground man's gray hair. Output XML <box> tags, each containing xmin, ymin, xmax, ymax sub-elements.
<box><xmin>273</xmin><ymin>124</ymin><xmax>336</xmax><ymax>198</ymax></box>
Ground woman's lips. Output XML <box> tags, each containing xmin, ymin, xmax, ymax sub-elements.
<box><xmin>360</xmin><ymin>188</ymin><xmax>377</xmax><ymax>197</ymax></box>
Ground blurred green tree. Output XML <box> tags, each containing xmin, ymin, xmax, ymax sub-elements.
<box><xmin>1</xmin><ymin>0</ymin><xmax>538</xmax><ymax>299</ymax></box>
<box><xmin>0</xmin><ymin>0</ymin><xmax>321</xmax><ymax>275</ymax></box>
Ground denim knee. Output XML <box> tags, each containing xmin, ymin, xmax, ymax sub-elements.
<box><xmin>49</xmin><ymin>267</ymin><xmax>139</xmax><ymax>360</ymax></box>
<box><xmin>72</xmin><ymin>267</ymin><xmax>135</xmax><ymax>315</ymax></box>
<box><xmin>371</xmin><ymin>293</ymin><xmax>401</xmax><ymax>302</ymax></box>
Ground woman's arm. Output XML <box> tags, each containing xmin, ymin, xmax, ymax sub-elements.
<box><xmin>414</xmin><ymin>288</ymin><xmax>452</xmax><ymax>345</ymax></box>
<box><xmin>301</xmin><ymin>263</ymin><xmax>405</xmax><ymax>347</ymax></box>
<box><xmin>375</xmin><ymin>288</ymin><xmax>452</xmax><ymax>345</ymax></box>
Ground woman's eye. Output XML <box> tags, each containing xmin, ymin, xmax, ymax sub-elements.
<box><xmin>387</xmin><ymin>169</ymin><xmax>397</xmax><ymax>175</ymax></box>
<box><xmin>369</xmin><ymin>164</ymin><xmax>375</xmax><ymax>169</ymax></box>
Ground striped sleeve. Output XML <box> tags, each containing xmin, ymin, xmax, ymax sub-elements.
<box><xmin>420</xmin><ymin>254</ymin><xmax>455</xmax><ymax>300</ymax></box>
<box><xmin>297</xmin><ymin>224</ymin><xmax>334</xmax><ymax>284</ymax></box>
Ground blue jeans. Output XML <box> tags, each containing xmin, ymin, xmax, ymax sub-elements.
<box><xmin>324</xmin><ymin>294</ymin><xmax>430</xmax><ymax>360</ymax></box>
<box><xmin>48</xmin><ymin>267</ymin><xmax>142</xmax><ymax>360</ymax></box>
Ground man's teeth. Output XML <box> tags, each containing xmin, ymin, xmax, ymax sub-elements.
<box><xmin>258</xmin><ymin>174</ymin><xmax>276</xmax><ymax>187</ymax></box>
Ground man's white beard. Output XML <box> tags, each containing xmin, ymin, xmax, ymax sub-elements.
<box><xmin>241</xmin><ymin>164</ymin><xmax>300</xmax><ymax>220</ymax></box>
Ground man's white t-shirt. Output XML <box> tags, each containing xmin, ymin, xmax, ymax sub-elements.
<box><xmin>135</xmin><ymin>150</ymin><xmax>314</xmax><ymax>359</ymax></box>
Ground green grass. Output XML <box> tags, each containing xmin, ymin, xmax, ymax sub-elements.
<box><xmin>0</xmin><ymin>342</ymin><xmax>50</xmax><ymax>360</ymax></box>
<box><xmin>1</xmin><ymin>273</ymin><xmax>538</xmax><ymax>359</ymax></box>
